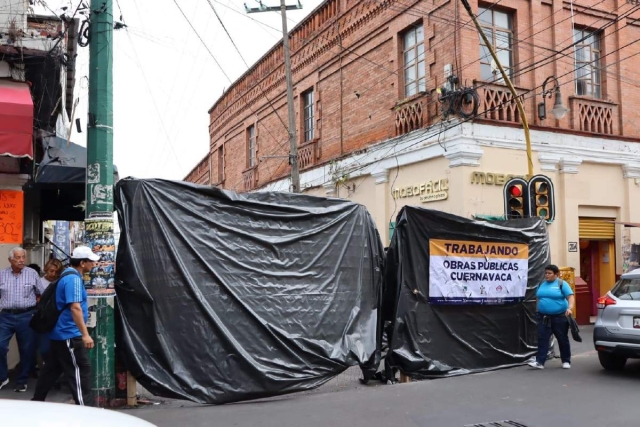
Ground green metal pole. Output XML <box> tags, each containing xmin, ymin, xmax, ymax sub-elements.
<box><xmin>85</xmin><ymin>0</ymin><xmax>116</xmax><ymax>408</ymax></box>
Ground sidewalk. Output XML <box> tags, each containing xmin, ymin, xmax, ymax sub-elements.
<box><xmin>0</xmin><ymin>374</ymin><xmax>71</xmax><ymax>403</ymax></box>
<box><xmin>1</xmin><ymin>325</ymin><xmax>595</xmax><ymax>408</ymax></box>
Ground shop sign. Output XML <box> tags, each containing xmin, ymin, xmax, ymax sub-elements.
<box><xmin>470</xmin><ymin>172</ymin><xmax>525</xmax><ymax>185</ymax></box>
<box><xmin>428</xmin><ymin>239</ymin><xmax>529</xmax><ymax>305</ymax></box>
<box><xmin>0</xmin><ymin>190</ymin><xmax>23</xmax><ymax>244</ymax></box>
<box><xmin>392</xmin><ymin>179</ymin><xmax>449</xmax><ymax>203</ymax></box>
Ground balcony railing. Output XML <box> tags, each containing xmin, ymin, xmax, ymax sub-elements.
<box><xmin>394</xmin><ymin>93</ymin><xmax>428</xmax><ymax>136</ymax></box>
<box><xmin>297</xmin><ymin>140</ymin><xmax>318</xmax><ymax>170</ymax></box>
<box><xmin>242</xmin><ymin>167</ymin><xmax>258</xmax><ymax>192</ymax></box>
<box><xmin>569</xmin><ymin>96</ymin><xmax>618</xmax><ymax>135</ymax></box>
<box><xmin>476</xmin><ymin>82</ymin><xmax>526</xmax><ymax>124</ymax></box>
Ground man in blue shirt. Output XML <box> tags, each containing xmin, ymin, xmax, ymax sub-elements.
<box><xmin>32</xmin><ymin>246</ymin><xmax>99</xmax><ymax>406</ymax></box>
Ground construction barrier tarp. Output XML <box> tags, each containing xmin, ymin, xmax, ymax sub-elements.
<box><xmin>382</xmin><ymin>207</ymin><xmax>549</xmax><ymax>378</ymax></box>
<box><xmin>114</xmin><ymin>179</ymin><xmax>384</xmax><ymax>404</ymax></box>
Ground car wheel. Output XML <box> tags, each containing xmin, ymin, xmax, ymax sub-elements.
<box><xmin>598</xmin><ymin>351</ymin><xmax>627</xmax><ymax>371</ymax></box>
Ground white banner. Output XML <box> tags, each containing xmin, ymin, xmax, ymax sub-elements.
<box><xmin>428</xmin><ymin>239</ymin><xmax>529</xmax><ymax>304</ymax></box>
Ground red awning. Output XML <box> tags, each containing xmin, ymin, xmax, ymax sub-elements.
<box><xmin>0</xmin><ymin>80</ymin><xmax>33</xmax><ymax>159</ymax></box>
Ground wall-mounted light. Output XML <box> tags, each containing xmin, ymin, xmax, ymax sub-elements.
<box><xmin>538</xmin><ymin>76</ymin><xmax>569</xmax><ymax>121</ymax></box>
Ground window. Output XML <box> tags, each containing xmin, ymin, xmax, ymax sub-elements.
<box><xmin>478</xmin><ymin>8</ymin><xmax>514</xmax><ymax>82</ymax></box>
<box><xmin>302</xmin><ymin>89</ymin><xmax>314</xmax><ymax>142</ymax></box>
<box><xmin>574</xmin><ymin>28</ymin><xmax>602</xmax><ymax>98</ymax></box>
<box><xmin>217</xmin><ymin>145</ymin><xmax>224</xmax><ymax>183</ymax></box>
<box><xmin>402</xmin><ymin>24</ymin><xmax>425</xmax><ymax>97</ymax></box>
<box><xmin>246</xmin><ymin>125</ymin><xmax>256</xmax><ymax>168</ymax></box>
<box><xmin>611</xmin><ymin>279</ymin><xmax>640</xmax><ymax>300</ymax></box>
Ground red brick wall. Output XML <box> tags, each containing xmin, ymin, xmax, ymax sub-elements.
<box><xmin>185</xmin><ymin>0</ymin><xmax>640</xmax><ymax>190</ymax></box>
<box><xmin>184</xmin><ymin>154</ymin><xmax>211</xmax><ymax>185</ymax></box>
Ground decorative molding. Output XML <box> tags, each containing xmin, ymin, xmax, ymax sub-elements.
<box><xmin>559</xmin><ymin>156</ymin><xmax>582</xmax><ymax>174</ymax></box>
<box><xmin>622</xmin><ymin>163</ymin><xmax>640</xmax><ymax>179</ymax></box>
<box><xmin>323</xmin><ymin>182</ymin><xmax>336</xmax><ymax>197</ymax></box>
<box><xmin>471</xmin><ymin>122</ymin><xmax>640</xmax><ymax>166</ymax></box>
<box><xmin>444</xmin><ymin>144</ymin><xmax>483</xmax><ymax>168</ymax></box>
<box><xmin>538</xmin><ymin>153</ymin><xmax>560</xmax><ymax>172</ymax></box>
<box><xmin>371</xmin><ymin>170</ymin><xmax>389</xmax><ymax>184</ymax></box>
<box><xmin>261</xmin><ymin>122</ymin><xmax>640</xmax><ymax>192</ymax></box>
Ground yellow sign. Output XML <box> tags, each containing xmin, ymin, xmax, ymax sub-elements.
<box><xmin>392</xmin><ymin>179</ymin><xmax>449</xmax><ymax>203</ymax></box>
<box><xmin>470</xmin><ymin>172</ymin><xmax>525</xmax><ymax>185</ymax></box>
<box><xmin>430</xmin><ymin>239</ymin><xmax>529</xmax><ymax>259</ymax></box>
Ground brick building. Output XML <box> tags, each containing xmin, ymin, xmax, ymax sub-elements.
<box><xmin>185</xmin><ymin>0</ymin><xmax>640</xmax><ymax>322</ymax></box>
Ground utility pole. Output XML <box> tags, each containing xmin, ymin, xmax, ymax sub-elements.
<box><xmin>245</xmin><ymin>0</ymin><xmax>302</xmax><ymax>192</ymax></box>
<box><xmin>459</xmin><ymin>0</ymin><xmax>533</xmax><ymax>178</ymax></box>
<box><xmin>85</xmin><ymin>0</ymin><xmax>116</xmax><ymax>407</ymax></box>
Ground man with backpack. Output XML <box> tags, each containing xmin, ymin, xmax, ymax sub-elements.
<box><xmin>31</xmin><ymin>246</ymin><xmax>99</xmax><ymax>406</ymax></box>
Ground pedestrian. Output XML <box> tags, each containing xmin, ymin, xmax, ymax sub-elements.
<box><xmin>32</xmin><ymin>246</ymin><xmax>99</xmax><ymax>406</ymax></box>
<box><xmin>40</xmin><ymin>259</ymin><xmax>64</xmax><ymax>289</ymax></box>
<box><xmin>35</xmin><ymin>259</ymin><xmax>64</xmax><ymax>369</ymax></box>
<box><xmin>528</xmin><ymin>264</ymin><xmax>575</xmax><ymax>370</ymax></box>
<box><xmin>28</xmin><ymin>264</ymin><xmax>42</xmax><ymax>277</ymax></box>
<box><xmin>0</xmin><ymin>247</ymin><xmax>45</xmax><ymax>392</ymax></box>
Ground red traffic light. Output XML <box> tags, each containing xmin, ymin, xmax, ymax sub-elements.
<box><xmin>508</xmin><ymin>185</ymin><xmax>523</xmax><ymax>197</ymax></box>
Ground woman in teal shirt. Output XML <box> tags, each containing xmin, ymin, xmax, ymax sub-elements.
<box><xmin>528</xmin><ymin>264</ymin><xmax>575</xmax><ymax>370</ymax></box>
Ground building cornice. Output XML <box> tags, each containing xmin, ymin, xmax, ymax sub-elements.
<box><xmin>260</xmin><ymin>122</ymin><xmax>640</xmax><ymax>192</ymax></box>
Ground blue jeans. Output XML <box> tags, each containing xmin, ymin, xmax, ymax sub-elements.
<box><xmin>536</xmin><ymin>312</ymin><xmax>571</xmax><ymax>365</ymax></box>
<box><xmin>0</xmin><ymin>310</ymin><xmax>37</xmax><ymax>385</ymax></box>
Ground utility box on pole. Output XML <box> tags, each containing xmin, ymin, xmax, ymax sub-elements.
<box><xmin>85</xmin><ymin>0</ymin><xmax>116</xmax><ymax>408</ymax></box>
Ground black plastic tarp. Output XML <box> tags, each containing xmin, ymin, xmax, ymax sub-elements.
<box><xmin>33</xmin><ymin>135</ymin><xmax>120</xmax><ymax>221</ymax></box>
<box><xmin>114</xmin><ymin>178</ymin><xmax>384</xmax><ymax>404</ymax></box>
<box><xmin>382</xmin><ymin>207</ymin><xmax>549</xmax><ymax>378</ymax></box>
<box><xmin>36</xmin><ymin>135</ymin><xmax>119</xmax><ymax>184</ymax></box>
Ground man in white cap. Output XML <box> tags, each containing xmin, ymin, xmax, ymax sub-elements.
<box><xmin>32</xmin><ymin>246</ymin><xmax>100</xmax><ymax>406</ymax></box>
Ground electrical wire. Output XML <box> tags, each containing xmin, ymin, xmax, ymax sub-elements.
<box><xmin>204</xmin><ymin>0</ymin><xmax>290</xmax><ymax>135</ymax></box>
<box><xmin>170</xmin><ymin>0</ymin><xmax>294</xmax><ymax>180</ymax></box>
<box><xmin>206</xmin><ymin>0</ymin><xmax>639</xmax><ymax>190</ymax></box>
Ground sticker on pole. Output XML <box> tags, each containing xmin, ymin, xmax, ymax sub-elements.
<box><xmin>428</xmin><ymin>239</ymin><xmax>529</xmax><ymax>305</ymax></box>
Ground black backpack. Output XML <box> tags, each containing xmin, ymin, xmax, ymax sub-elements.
<box><xmin>29</xmin><ymin>271</ymin><xmax>77</xmax><ymax>334</ymax></box>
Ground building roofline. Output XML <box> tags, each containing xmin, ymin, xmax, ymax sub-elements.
<box><xmin>207</xmin><ymin>0</ymin><xmax>332</xmax><ymax>115</ymax></box>
<box><xmin>184</xmin><ymin>152</ymin><xmax>210</xmax><ymax>181</ymax></box>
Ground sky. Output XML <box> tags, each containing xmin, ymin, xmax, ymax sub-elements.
<box><xmin>42</xmin><ymin>0</ymin><xmax>324</xmax><ymax>181</ymax></box>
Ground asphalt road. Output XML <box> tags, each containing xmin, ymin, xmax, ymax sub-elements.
<box><xmin>125</xmin><ymin>326</ymin><xmax>640</xmax><ymax>427</ymax></box>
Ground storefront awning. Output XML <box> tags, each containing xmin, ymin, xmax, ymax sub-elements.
<box><xmin>0</xmin><ymin>80</ymin><xmax>33</xmax><ymax>159</ymax></box>
<box><xmin>34</xmin><ymin>135</ymin><xmax>119</xmax><ymax>221</ymax></box>
<box><xmin>36</xmin><ymin>135</ymin><xmax>119</xmax><ymax>184</ymax></box>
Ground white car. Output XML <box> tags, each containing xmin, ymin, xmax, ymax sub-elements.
<box><xmin>593</xmin><ymin>268</ymin><xmax>640</xmax><ymax>370</ymax></box>
<box><xmin>0</xmin><ymin>399</ymin><xmax>157</xmax><ymax>426</ymax></box>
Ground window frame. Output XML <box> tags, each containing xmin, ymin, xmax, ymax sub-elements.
<box><xmin>246</xmin><ymin>125</ymin><xmax>257</xmax><ymax>169</ymax></box>
<box><xmin>217</xmin><ymin>145</ymin><xmax>224</xmax><ymax>183</ymax></box>
<box><xmin>573</xmin><ymin>27</ymin><xmax>602</xmax><ymax>99</ymax></box>
<box><xmin>478</xmin><ymin>7</ymin><xmax>514</xmax><ymax>83</ymax></box>
<box><xmin>302</xmin><ymin>89</ymin><xmax>314</xmax><ymax>143</ymax></box>
<box><xmin>401</xmin><ymin>23</ymin><xmax>426</xmax><ymax>98</ymax></box>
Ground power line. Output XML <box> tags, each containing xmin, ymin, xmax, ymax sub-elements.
<box><xmin>301</xmin><ymin>38</ymin><xmax>640</xmax><ymax>190</ymax></box>
<box><xmin>203</xmin><ymin>0</ymin><xmax>290</xmax><ymax>135</ymax></box>
<box><xmin>122</xmin><ymin>29</ymin><xmax>184</xmax><ymax>173</ymax></box>
<box><xmin>311</xmin><ymin>2</ymin><xmax>639</xmax><ymax>127</ymax></box>
<box><xmin>208</xmin><ymin>0</ymin><xmax>638</xmax><ymax>190</ymax></box>
<box><xmin>170</xmin><ymin>0</ymin><xmax>295</xmax><ymax>182</ymax></box>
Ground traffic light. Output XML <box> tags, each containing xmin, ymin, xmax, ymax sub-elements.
<box><xmin>503</xmin><ymin>177</ymin><xmax>529</xmax><ymax>219</ymax></box>
<box><xmin>528</xmin><ymin>175</ymin><xmax>555</xmax><ymax>221</ymax></box>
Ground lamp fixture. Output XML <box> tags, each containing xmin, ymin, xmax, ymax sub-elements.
<box><xmin>538</xmin><ymin>76</ymin><xmax>569</xmax><ymax>121</ymax></box>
